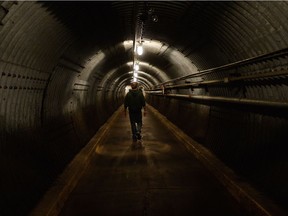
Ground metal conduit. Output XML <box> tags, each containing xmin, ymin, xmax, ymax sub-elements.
<box><xmin>148</xmin><ymin>93</ymin><xmax>288</xmax><ymax>109</ymax></box>
<box><xmin>153</xmin><ymin>47</ymin><xmax>288</xmax><ymax>88</ymax></box>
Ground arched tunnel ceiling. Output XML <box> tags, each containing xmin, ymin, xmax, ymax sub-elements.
<box><xmin>42</xmin><ymin>1</ymin><xmax>199</xmax><ymax>50</ymax></box>
<box><xmin>39</xmin><ymin>1</ymin><xmax>220</xmax><ymax>90</ymax></box>
<box><xmin>40</xmin><ymin>1</ymin><xmax>288</xmax><ymax>91</ymax></box>
<box><xmin>1</xmin><ymin>1</ymin><xmax>288</xmax><ymax>102</ymax></box>
<box><xmin>39</xmin><ymin>1</ymin><xmax>287</xmax><ymax>92</ymax></box>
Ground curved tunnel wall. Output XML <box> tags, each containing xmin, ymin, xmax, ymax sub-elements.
<box><xmin>147</xmin><ymin>1</ymin><xmax>288</xmax><ymax>212</ymax></box>
<box><xmin>0</xmin><ymin>2</ymin><xmax>183</xmax><ymax>214</ymax></box>
<box><xmin>0</xmin><ymin>2</ymin><xmax>125</xmax><ymax>214</ymax></box>
<box><xmin>1</xmin><ymin>1</ymin><xmax>288</xmax><ymax>215</ymax></box>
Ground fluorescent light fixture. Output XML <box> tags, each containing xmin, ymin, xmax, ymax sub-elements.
<box><xmin>134</xmin><ymin>63</ymin><xmax>139</xmax><ymax>71</ymax></box>
<box><xmin>137</xmin><ymin>44</ymin><xmax>143</xmax><ymax>55</ymax></box>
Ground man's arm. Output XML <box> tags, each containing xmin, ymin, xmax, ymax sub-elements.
<box><xmin>143</xmin><ymin>105</ymin><xmax>147</xmax><ymax>116</ymax></box>
<box><xmin>140</xmin><ymin>93</ymin><xmax>147</xmax><ymax>116</ymax></box>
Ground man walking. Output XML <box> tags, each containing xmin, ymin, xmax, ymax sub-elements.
<box><xmin>124</xmin><ymin>82</ymin><xmax>146</xmax><ymax>146</ymax></box>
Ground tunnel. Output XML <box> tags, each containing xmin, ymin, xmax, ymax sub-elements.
<box><xmin>1</xmin><ymin>1</ymin><xmax>288</xmax><ymax>215</ymax></box>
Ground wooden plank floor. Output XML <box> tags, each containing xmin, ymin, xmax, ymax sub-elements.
<box><xmin>57</xmin><ymin>106</ymin><xmax>251</xmax><ymax>216</ymax></box>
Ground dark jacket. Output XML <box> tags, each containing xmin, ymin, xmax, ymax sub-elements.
<box><xmin>124</xmin><ymin>89</ymin><xmax>146</xmax><ymax>113</ymax></box>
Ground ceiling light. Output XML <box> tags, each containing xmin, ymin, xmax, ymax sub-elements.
<box><xmin>134</xmin><ymin>63</ymin><xmax>139</xmax><ymax>71</ymax></box>
<box><xmin>137</xmin><ymin>44</ymin><xmax>143</xmax><ymax>55</ymax></box>
<box><xmin>152</xmin><ymin>14</ymin><xmax>158</xmax><ymax>22</ymax></box>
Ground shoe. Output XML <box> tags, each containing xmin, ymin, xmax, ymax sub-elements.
<box><xmin>137</xmin><ymin>139</ymin><xmax>143</xmax><ymax>148</ymax></box>
<box><xmin>136</xmin><ymin>133</ymin><xmax>142</xmax><ymax>140</ymax></box>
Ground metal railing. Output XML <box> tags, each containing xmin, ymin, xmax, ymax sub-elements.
<box><xmin>147</xmin><ymin>48</ymin><xmax>288</xmax><ymax>109</ymax></box>
<box><xmin>152</xmin><ymin>48</ymin><xmax>288</xmax><ymax>89</ymax></box>
<box><xmin>147</xmin><ymin>93</ymin><xmax>288</xmax><ymax>109</ymax></box>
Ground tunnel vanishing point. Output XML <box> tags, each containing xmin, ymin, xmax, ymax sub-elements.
<box><xmin>1</xmin><ymin>1</ymin><xmax>288</xmax><ymax>215</ymax></box>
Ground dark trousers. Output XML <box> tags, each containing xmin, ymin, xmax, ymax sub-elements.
<box><xmin>128</xmin><ymin>111</ymin><xmax>142</xmax><ymax>141</ymax></box>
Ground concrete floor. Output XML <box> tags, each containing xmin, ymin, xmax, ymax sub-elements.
<box><xmin>56</xmin><ymin>107</ymin><xmax>251</xmax><ymax>216</ymax></box>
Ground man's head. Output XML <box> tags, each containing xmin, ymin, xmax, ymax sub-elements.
<box><xmin>131</xmin><ymin>82</ymin><xmax>138</xmax><ymax>89</ymax></box>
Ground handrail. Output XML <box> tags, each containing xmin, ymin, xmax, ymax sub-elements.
<box><xmin>148</xmin><ymin>93</ymin><xmax>288</xmax><ymax>109</ymax></box>
<box><xmin>149</xmin><ymin>69</ymin><xmax>288</xmax><ymax>91</ymax></box>
<box><xmin>153</xmin><ymin>48</ymin><xmax>288</xmax><ymax>89</ymax></box>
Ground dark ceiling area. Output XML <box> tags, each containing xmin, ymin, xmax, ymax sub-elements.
<box><xmin>42</xmin><ymin>2</ymin><xmax>126</xmax><ymax>45</ymax></box>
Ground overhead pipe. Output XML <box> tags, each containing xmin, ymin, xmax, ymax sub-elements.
<box><xmin>132</xmin><ymin>2</ymin><xmax>138</xmax><ymax>70</ymax></box>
